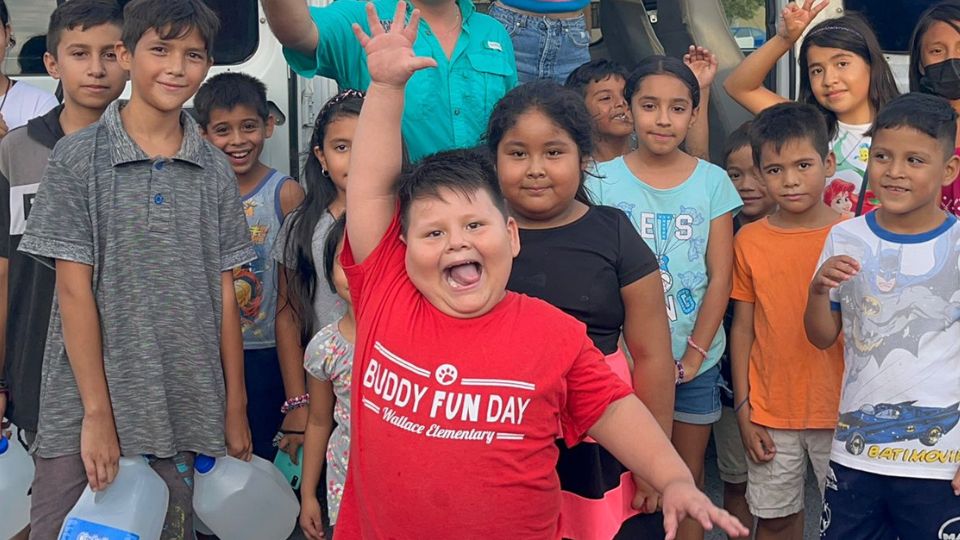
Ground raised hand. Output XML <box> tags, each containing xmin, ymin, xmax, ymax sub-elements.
<box><xmin>778</xmin><ymin>0</ymin><xmax>830</xmax><ymax>44</ymax></box>
<box><xmin>352</xmin><ymin>1</ymin><xmax>438</xmax><ymax>89</ymax></box>
<box><xmin>662</xmin><ymin>480</ymin><xmax>750</xmax><ymax>539</ymax></box>
<box><xmin>811</xmin><ymin>255</ymin><xmax>860</xmax><ymax>296</ymax></box>
<box><xmin>684</xmin><ymin>45</ymin><xmax>718</xmax><ymax>90</ymax></box>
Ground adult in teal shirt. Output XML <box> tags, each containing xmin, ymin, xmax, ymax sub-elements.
<box><xmin>262</xmin><ymin>0</ymin><xmax>518</xmax><ymax>162</ymax></box>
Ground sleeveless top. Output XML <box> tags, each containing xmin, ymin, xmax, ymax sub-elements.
<box><xmin>235</xmin><ymin>169</ymin><xmax>292</xmax><ymax>349</ymax></box>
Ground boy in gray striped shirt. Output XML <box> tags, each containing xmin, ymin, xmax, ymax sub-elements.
<box><xmin>18</xmin><ymin>0</ymin><xmax>256</xmax><ymax>536</ymax></box>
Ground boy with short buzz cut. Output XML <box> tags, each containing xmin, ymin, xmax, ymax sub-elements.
<box><xmin>0</xmin><ymin>0</ymin><xmax>126</xmax><ymax>442</ymax></box>
<box><xmin>712</xmin><ymin>120</ymin><xmax>776</xmax><ymax>537</ymax></box>
<box><xmin>195</xmin><ymin>72</ymin><xmax>305</xmax><ymax>460</ymax></box>
<box><xmin>18</xmin><ymin>0</ymin><xmax>256</xmax><ymax>536</ymax></box>
<box><xmin>730</xmin><ymin>102</ymin><xmax>845</xmax><ymax>540</ymax></box>
<box><xmin>334</xmin><ymin>3</ymin><xmax>749</xmax><ymax>538</ymax></box>
<box><xmin>564</xmin><ymin>59</ymin><xmax>633</xmax><ymax>162</ymax></box>
<box><xmin>806</xmin><ymin>93</ymin><xmax>960</xmax><ymax>540</ymax></box>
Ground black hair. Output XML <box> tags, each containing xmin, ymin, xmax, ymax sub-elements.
<box><xmin>398</xmin><ymin>148</ymin><xmax>508</xmax><ymax>233</ymax></box>
<box><xmin>625</xmin><ymin>55</ymin><xmax>700</xmax><ymax>108</ymax></box>
<box><xmin>121</xmin><ymin>0</ymin><xmax>219</xmax><ymax>54</ymax></box>
<box><xmin>749</xmin><ymin>102</ymin><xmax>830</xmax><ymax>167</ymax></box>
<box><xmin>0</xmin><ymin>1</ymin><xmax>8</xmax><ymax>26</ymax></box>
<box><xmin>722</xmin><ymin>121</ymin><xmax>753</xmax><ymax>167</ymax></box>
<box><xmin>281</xmin><ymin>90</ymin><xmax>363</xmax><ymax>344</ymax></box>
<box><xmin>798</xmin><ymin>14</ymin><xmax>899</xmax><ymax>139</ymax></box>
<box><xmin>564</xmin><ymin>59</ymin><xmax>629</xmax><ymax>98</ymax></box>
<box><xmin>485</xmin><ymin>80</ymin><xmax>594</xmax><ymax>206</ymax></box>
<box><xmin>867</xmin><ymin>92</ymin><xmax>958</xmax><ymax>158</ymax></box>
<box><xmin>908</xmin><ymin>1</ymin><xmax>960</xmax><ymax>93</ymax></box>
<box><xmin>194</xmin><ymin>72</ymin><xmax>269</xmax><ymax>127</ymax></box>
<box><xmin>47</xmin><ymin>0</ymin><xmax>124</xmax><ymax>58</ymax></box>
<box><xmin>322</xmin><ymin>213</ymin><xmax>347</xmax><ymax>294</ymax></box>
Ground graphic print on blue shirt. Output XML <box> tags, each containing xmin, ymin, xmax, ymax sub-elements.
<box><xmin>588</xmin><ymin>158</ymin><xmax>742</xmax><ymax>375</ymax></box>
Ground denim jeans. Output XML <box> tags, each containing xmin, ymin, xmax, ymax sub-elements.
<box><xmin>488</xmin><ymin>2</ymin><xmax>591</xmax><ymax>84</ymax></box>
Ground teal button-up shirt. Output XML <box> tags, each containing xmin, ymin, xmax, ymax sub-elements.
<box><xmin>284</xmin><ymin>0</ymin><xmax>518</xmax><ymax>162</ymax></box>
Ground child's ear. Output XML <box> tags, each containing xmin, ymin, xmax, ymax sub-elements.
<box><xmin>943</xmin><ymin>154</ymin><xmax>960</xmax><ymax>187</ymax></box>
<box><xmin>42</xmin><ymin>51</ymin><xmax>60</xmax><ymax>80</ymax></box>
<box><xmin>116</xmin><ymin>40</ymin><xmax>133</xmax><ymax>72</ymax></box>
<box><xmin>506</xmin><ymin>216</ymin><xmax>521</xmax><ymax>258</ymax></box>
<box><xmin>265</xmin><ymin>115</ymin><xmax>276</xmax><ymax>138</ymax></box>
<box><xmin>688</xmin><ymin>105</ymin><xmax>699</xmax><ymax>127</ymax></box>
<box><xmin>313</xmin><ymin>145</ymin><xmax>328</xmax><ymax>172</ymax></box>
<box><xmin>824</xmin><ymin>151</ymin><xmax>837</xmax><ymax>178</ymax></box>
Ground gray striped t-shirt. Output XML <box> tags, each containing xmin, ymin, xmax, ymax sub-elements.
<box><xmin>19</xmin><ymin>100</ymin><xmax>256</xmax><ymax>459</ymax></box>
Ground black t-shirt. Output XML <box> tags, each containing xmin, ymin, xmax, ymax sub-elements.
<box><xmin>508</xmin><ymin>205</ymin><xmax>658</xmax><ymax>354</ymax></box>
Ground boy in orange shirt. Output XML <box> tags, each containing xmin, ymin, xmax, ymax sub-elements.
<box><xmin>730</xmin><ymin>102</ymin><xmax>845</xmax><ymax>540</ymax></box>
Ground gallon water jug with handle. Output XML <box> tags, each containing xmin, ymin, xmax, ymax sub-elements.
<box><xmin>193</xmin><ymin>454</ymin><xmax>300</xmax><ymax>540</ymax></box>
<box><xmin>0</xmin><ymin>431</ymin><xmax>34</xmax><ymax>539</ymax></box>
<box><xmin>58</xmin><ymin>456</ymin><xmax>169</xmax><ymax>540</ymax></box>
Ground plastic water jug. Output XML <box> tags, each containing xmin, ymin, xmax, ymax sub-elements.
<box><xmin>0</xmin><ymin>430</ymin><xmax>34</xmax><ymax>539</ymax></box>
<box><xmin>193</xmin><ymin>454</ymin><xmax>300</xmax><ymax>540</ymax></box>
<box><xmin>58</xmin><ymin>456</ymin><xmax>169</xmax><ymax>540</ymax></box>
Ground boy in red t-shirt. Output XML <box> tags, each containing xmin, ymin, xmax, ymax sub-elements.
<box><xmin>331</xmin><ymin>3</ymin><xmax>750</xmax><ymax>539</ymax></box>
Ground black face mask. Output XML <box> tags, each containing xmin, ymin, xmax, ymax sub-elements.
<box><xmin>920</xmin><ymin>58</ymin><xmax>960</xmax><ymax>101</ymax></box>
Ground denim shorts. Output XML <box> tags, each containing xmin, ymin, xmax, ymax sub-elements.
<box><xmin>674</xmin><ymin>364</ymin><xmax>722</xmax><ymax>425</ymax></box>
<box><xmin>488</xmin><ymin>2</ymin><xmax>591</xmax><ymax>84</ymax></box>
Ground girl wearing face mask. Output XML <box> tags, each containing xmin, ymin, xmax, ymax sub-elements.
<box><xmin>910</xmin><ymin>1</ymin><xmax>960</xmax><ymax>214</ymax></box>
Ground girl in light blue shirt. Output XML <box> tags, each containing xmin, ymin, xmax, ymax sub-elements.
<box><xmin>587</xmin><ymin>55</ymin><xmax>742</xmax><ymax>540</ymax></box>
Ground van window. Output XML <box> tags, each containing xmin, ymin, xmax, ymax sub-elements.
<box><xmin>722</xmin><ymin>0</ymin><xmax>766</xmax><ymax>53</ymax></box>
<box><xmin>4</xmin><ymin>0</ymin><xmax>259</xmax><ymax>75</ymax></box>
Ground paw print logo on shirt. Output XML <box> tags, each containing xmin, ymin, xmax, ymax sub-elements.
<box><xmin>435</xmin><ymin>364</ymin><xmax>459</xmax><ymax>386</ymax></box>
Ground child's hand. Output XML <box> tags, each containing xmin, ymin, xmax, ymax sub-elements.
<box><xmin>737</xmin><ymin>411</ymin><xmax>777</xmax><ymax>463</ymax></box>
<box><xmin>278</xmin><ymin>407</ymin><xmax>308</xmax><ymax>463</ymax></box>
<box><xmin>300</xmin><ymin>496</ymin><xmax>326</xmax><ymax>540</ymax></box>
<box><xmin>352</xmin><ymin>1</ymin><xmax>438</xmax><ymax>89</ymax></box>
<box><xmin>778</xmin><ymin>0</ymin><xmax>830</xmax><ymax>43</ymax></box>
<box><xmin>80</xmin><ymin>411</ymin><xmax>121</xmax><ymax>492</ymax></box>
<box><xmin>811</xmin><ymin>255</ymin><xmax>859</xmax><ymax>296</ymax></box>
<box><xmin>225</xmin><ymin>406</ymin><xmax>253</xmax><ymax>461</ymax></box>
<box><xmin>953</xmin><ymin>466</ymin><xmax>960</xmax><ymax>496</ymax></box>
<box><xmin>684</xmin><ymin>45</ymin><xmax>718</xmax><ymax>90</ymax></box>
<box><xmin>661</xmin><ymin>480</ymin><xmax>750</xmax><ymax>539</ymax></box>
<box><xmin>632</xmin><ymin>474</ymin><xmax>661</xmax><ymax>514</ymax></box>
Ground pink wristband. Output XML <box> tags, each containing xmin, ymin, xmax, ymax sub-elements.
<box><xmin>687</xmin><ymin>336</ymin><xmax>708</xmax><ymax>359</ymax></box>
<box><xmin>280</xmin><ymin>393</ymin><xmax>310</xmax><ymax>414</ymax></box>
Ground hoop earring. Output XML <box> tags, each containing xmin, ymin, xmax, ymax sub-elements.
<box><xmin>7</xmin><ymin>37</ymin><xmax>14</xmax><ymax>48</ymax></box>
<box><xmin>321</xmin><ymin>168</ymin><xmax>329</xmax><ymax>177</ymax></box>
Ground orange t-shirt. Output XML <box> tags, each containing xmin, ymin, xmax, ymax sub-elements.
<box><xmin>731</xmin><ymin>218</ymin><xmax>844</xmax><ymax>430</ymax></box>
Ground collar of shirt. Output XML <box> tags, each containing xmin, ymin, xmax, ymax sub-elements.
<box><xmin>102</xmin><ymin>100</ymin><xmax>206</xmax><ymax>168</ymax></box>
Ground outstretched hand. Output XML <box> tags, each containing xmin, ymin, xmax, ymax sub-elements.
<box><xmin>684</xmin><ymin>45</ymin><xmax>718</xmax><ymax>90</ymax></box>
<box><xmin>662</xmin><ymin>481</ymin><xmax>750</xmax><ymax>539</ymax></box>
<box><xmin>352</xmin><ymin>1</ymin><xmax>438</xmax><ymax>89</ymax></box>
<box><xmin>778</xmin><ymin>0</ymin><xmax>830</xmax><ymax>43</ymax></box>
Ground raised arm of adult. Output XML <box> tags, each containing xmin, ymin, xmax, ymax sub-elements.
<box><xmin>261</xmin><ymin>0</ymin><xmax>320</xmax><ymax>58</ymax></box>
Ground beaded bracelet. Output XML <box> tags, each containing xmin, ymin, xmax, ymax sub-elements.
<box><xmin>674</xmin><ymin>360</ymin><xmax>685</xmax><ymax>386</ymax></box>
<box><xmin>686</xmin><ymin>336</ymin><xmax>708</xmax><ymax>359</ymax></box>
<box><xmin>280</xmin><ymin>393</ymin><xmax>310</xmax><ymax>414</ymax></box>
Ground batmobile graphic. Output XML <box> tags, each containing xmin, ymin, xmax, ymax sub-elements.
<box><xmin>834</xmin><ymin>401</ymin><xmax>960</xmax><ymax>455</ymax></box>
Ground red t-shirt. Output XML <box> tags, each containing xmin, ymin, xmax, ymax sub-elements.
<box><xmin>336</xmin><ymin>212</ymin><xmax>633</xmax><ymax>539</ymax></box>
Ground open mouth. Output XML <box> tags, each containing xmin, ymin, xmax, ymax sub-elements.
<box><xmin>228</xmin><ymin>150</ymin><xmax>253</xmax><ymax>160</ymax></box>
<box><xmin>611</xmin><ymin>112</ymin><xmax>630</xmax><ymax>123</ymax></box>
<box><xmin>883</xmin><ymin>185</ymin><xmax>909</xmax><ymax>194</ymax></box>
<box><xmin>443</xmin><ymin>260</ymin><xmax>482</xmax><ymax>290</ymax></box>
